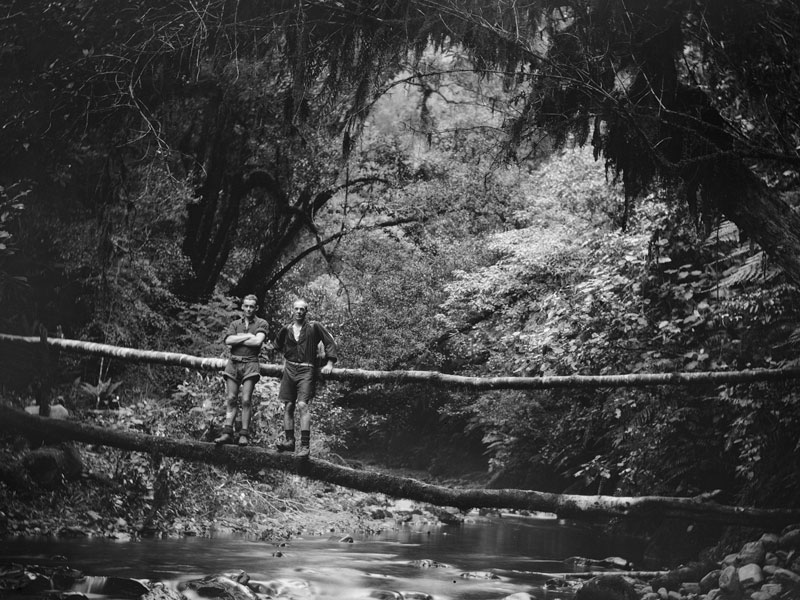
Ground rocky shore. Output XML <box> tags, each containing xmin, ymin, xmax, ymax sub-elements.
<box><xmin>577</xmin><ymin>525</ymin><xmax>800</xmax><ymax>600</ymax></box>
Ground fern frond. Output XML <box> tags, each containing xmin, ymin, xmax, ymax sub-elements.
<box><xmin>710</xmin><ymin>251</ymin><xmax>781</xmax><ymax>291</ymax></box>
<box><xmin>704</xmin><ymin>219</ymin><xmax>739</xmax><ymax>247</ymax></box>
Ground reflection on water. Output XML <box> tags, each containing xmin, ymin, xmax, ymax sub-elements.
<box><xmin>1</xmin><ymin>514</ymin><xmax>645</xmax><ymax>600</ymax></box>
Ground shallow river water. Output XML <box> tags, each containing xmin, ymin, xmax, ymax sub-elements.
<box><xmin>1</xmin><ymin>513</ymin><xmax>646</xmax><ymax>600</ymax></box>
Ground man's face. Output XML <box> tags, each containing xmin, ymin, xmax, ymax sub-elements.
<box><xmin>242</xmin><ymin>299</ymin><xmax>257</xmax><ymax>318</ymax></box>
<box><xmin>292</xmin><ymin>303</ymin><xmax>308</xmax><ymax>322</ymax></box>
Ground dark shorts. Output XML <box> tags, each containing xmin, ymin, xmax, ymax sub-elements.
<box><xmin>222</xmin><ymin>357</ymin><xmax>261</xmax><ymax>383</ymax></box>
<box><xmin>278</xmin><ymin>361</ymin><xmax>316</xmax><ymax>404</ymax></box>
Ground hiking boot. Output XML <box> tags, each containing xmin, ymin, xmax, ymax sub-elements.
<box><xmin>275</xmin><ymin>437</ymin><xmax>295</xmax><ymax>452</ymax></box>
<box><xmin>237</xmin><ymin>429</ymin><xmax>250</xmax><ymax>447</ymax></box>
<box><xmin>214</xmin><ymin>425</ymin><xmax>234</xmax><ymax>445</ymax></box>
<box><xmin>296</xmin><ymin>445</ymin><xmax>310</xmax><ymax>459</ymax></box>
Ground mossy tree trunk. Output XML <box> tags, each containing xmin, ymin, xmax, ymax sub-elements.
<box><xmin>1</xmin><ymin>406</ymin><xmax>798</xmax><ymax>528</ymax></box>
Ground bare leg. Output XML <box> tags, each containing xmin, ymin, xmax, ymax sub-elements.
<box><xmin>283</xmin><ymin>400</ymin><xmax>296</xmax><ymax>431</ymax></box>
<box><xmin>223</xmin><ymin>378</ymin><xmax>240</xmax><ymax>427</ymax></box>
<box><xmin>240</xmin><ymin>378</ymin><xmax>256</xmax><ymax>431</ymax></box>
<box><xmin>297</xmin><ymin>400</ymin><xmax>311</xmax><ymax>431</ymax></box>
<box><xmin>214</xmin><ymin>378</ymin><xmax>240</xmax><ymax>444</ymax></box>
<box><xmin>275</xmin><ymin>399</ymin><xmax>297</xmax><ymax>451</ymax></box>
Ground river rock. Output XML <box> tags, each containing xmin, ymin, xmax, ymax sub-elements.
<box><xmin>248</xmin><ymin>578</ymin><xmax>313</xmax><ymax>598</ymax></box>
<box><xmin>764</xmin><ymin>552</ymin><xmax>780</xmax><ymax>566</ymax></box>
<box><xmin>790</xmin><ymin>554</ymin><xmax>800</xmax><ymax>574</ymax></box>
<box><xmin>640</xmin><ymin>593</ymin><xmax>659</xmax><ymax>600</ymax></box>
<box><xmin>603</xmin><ymin>556</ymin><xmax>633</xmax><ymax>570</ymax></box>
<box><xmin>459</xmin><ymin>571</ymin><xmax>499</xmax><ymax>579</ymax></box>
<box><xmin>651</xmin><ymin>560</ymin><xmax>714</xmax><ymax>592</ymax></box>
<box><xmin>737</xmin><ymin>541</ymin><xmax>765</xmax><ymax>566</ymax></box>
<box><xmin>502</xmin><ymin>593</ymin><xmax>534</xmax><ymax>600</ymax></box>
<box><xmin>179</xmin><ymin>573</ymin><xmax>258</xmax><ymax>600</ymax></box>
<box><xmin>737</xmin><ymin>563</ymin><xmax>763</xmax><ymax>589</ymax></box>
<box><xmin>48</xmin><ymin>566</ymin><xmax>86</xmax><ymax>590</ymax></box>
<box><xmin>397</xmin><ymin>592</ymin><xmax>433</xmax><ymax>600</ymax></box>
<box><xmin>721</xmin><ymin>553</ymin><xmax>738</xmax><ymax>567</ymax></box>
<box><xmin>574</xmin><ymin>575</ymin><xmax>637</xmax><ymax>600</ymax></box>
<box><xmin>718</xmin><ymin>565</ymin><xmax>740</xmax><ymax>596</ymax></box>
<box><xmin>758</xmin><ymin>533</ymin><xmax>780</xmax><ymax>552</ymax></box>
<box><xmin>778</xmin><ymin>527</ymin><xmax>800</xmax><ymax>551</ymax></box>
<box><xmin>142</xmin><ymin>583</ymin><xmax>185</xmax><ymax>600</ymax></box>
<box><xmin>6</xmin><ymin>567</ymin><xmax>54</xmax><ymax>594</ymax></box>
<box><xmin>368</xmin><ymin>592</ymin><xmax>402</xmax><ymax>600</ymax></box>
<box><xmin>680</xmin><ymin>582</ymin><xmax>700</xmax><ymax>595</ymax></box>
<box><xmin>430</xmin><ymin>507</ymin><xmax>463</xmax><ymax>525</ymax></box>
<box><xmin>94</xmin><ymin>577</ymin><xmax>151</xmax><ymax>597</ymax></box>
<box><xmin>751</xmin><ymin>582</ymin><xmax>783</xmax><ymax>600</ymax></box>
<box><xmin>545</xmin><ymin>577</ymin><xmax>583</xmax><ymax>592</ymax></box>
<box><xmin>221</xmin><ymin>570</ymin><xmax>249</xmax><ymax>585</ymax></box>
<box><xmin>769</xmin><ymin>567</ymin><xmax>800</xmax><ymax>585</ymax></box>
<box><xmin>700</xmin><ymin>569</ymin><xmax>721</xmax><ymax>592</ymax></box>
<box><xmin>408</xmin><ymin>559</ymin><xmax>449</xmax><ymax>568</ymax></box>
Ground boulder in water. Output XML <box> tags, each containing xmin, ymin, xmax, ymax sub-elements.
<box><xmin>575</xmin><ymin>575</ymin><xmax>638</xmax><ymax>600</ymax></box>
<box><xmin>459</xmin><ymin>571</ymin><xmax>499</xmax><ymax>580</ymax></box>
<box><xmin>408</xmin><ymin>559</ymin><xmax>449</xmax><ymax>568</ymax></box>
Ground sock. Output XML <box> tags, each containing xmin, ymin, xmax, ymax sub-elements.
<box><xmin>285</xmin><ymin>429</ymin><xmax>295</xmax><ymax>441</ymax></box>
<box><xmin>300</xmin><ymin>430</ymin><xmax>310</xmax><ymax>448</ymax></box>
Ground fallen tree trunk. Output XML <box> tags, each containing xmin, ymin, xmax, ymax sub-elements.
<box><xmin>1</xmin><ymin>406</ymin><xmax>797</xmax><ymax>527</ymax></box>
<box><xmin>2</xmin><ymin>334</ymin><xmax>800</xmax><ymax>390</ymax></box>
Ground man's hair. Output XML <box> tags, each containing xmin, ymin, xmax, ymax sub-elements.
<box><xmin>243</xmin><ymin>294</ymin><xmax>258</xmax><ymax>304</ymax></box>
<box><xmin>293</xmin><ymin>298</ymin><xmax>309</xmax><ymax>309</ymax></box>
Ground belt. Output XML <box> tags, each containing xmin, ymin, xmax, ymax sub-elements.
<box><xmin>285</xmin><ymin>359</ymin><xmax>315</xmax><ymax>367</ymax></box>
<box><xmin>229</xmin><ymin>355</ymin><xmax>260</xmax><ymax>363</ymax></box>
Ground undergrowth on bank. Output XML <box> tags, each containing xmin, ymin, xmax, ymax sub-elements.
<box><xmin>0</xmin><ymin>373</ymin><xmax>384</xmax><ymax>540</ymax></box>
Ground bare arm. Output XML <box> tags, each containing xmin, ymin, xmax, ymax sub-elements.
<box><xmin>241</xmin><ymin>332</ymin><xmax>266</xmax><ymax>347</ymax></box>
<box><xmin>225</xmin><ymin>333</ymin><xmax>256</xmax><ymax>346</ymax></box>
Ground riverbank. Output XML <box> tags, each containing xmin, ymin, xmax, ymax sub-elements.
<box><xmin>2</xmin><ymin>406</ymin><xmax>799</xmax><ymax>600</ymax></box>
<box><xmin>0</xmin><ymin>432</ymin><xmax>472</xmax><ymax>542</ymax></box>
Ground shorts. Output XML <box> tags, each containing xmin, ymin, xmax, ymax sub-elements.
<box><xmin>278</xmin><ymin>361</ymin><xmax>316</xmax><ymax>404</ymax></box>
<box><xmin>222</xmin><ymin>357</ymin><xmax>261</xmax><ymax>383</ymax></box>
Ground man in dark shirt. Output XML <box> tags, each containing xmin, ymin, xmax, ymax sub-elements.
<box><xmin>273</xmin><ymin>299</ymin><xmax>337</xmax><ymax>457</ymax></box>
<box><xmin>214</xmin><ymin>294</ymin><xmax>268</xmax><ymax>447</ymax></box>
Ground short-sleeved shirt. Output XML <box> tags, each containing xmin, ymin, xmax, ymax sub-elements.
<box><xmin>274</xmin><ymin>321</ymin><xmax>337</xmax><ymax>365</ymax></box>
<box><xmin>225</xmin><ymin>317</ymin><xmax>269</xmax><ymax>358</ymax></box>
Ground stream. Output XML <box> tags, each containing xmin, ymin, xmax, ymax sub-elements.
<box><xmin>1</xmin><ymin>512</ymin><xmax>646</xmax><ymax>600</ymax></box>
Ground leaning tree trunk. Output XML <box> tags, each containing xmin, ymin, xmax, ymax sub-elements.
<box><xmin>231</xmin><ymin>187</ymin><xmax>336</xmax><ymax>300</ymax></box>
<box><xmin>1</xmin><ymin>406</ymin><xmax>797</xmax><ymax>527</ymax></box>
<box><xmin>180</xmin><ymin>95</ymin><xmax>248</xmax><ymax>302</ymax></box>
<box><xmin>702</xmin><ymin>157</ymin><xmax>800</xmax><ymax>286</ymax></box>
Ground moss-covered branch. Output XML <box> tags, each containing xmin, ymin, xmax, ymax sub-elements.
<box><xmin>1</xmin><ymin>405</ymin><xmax>798</xmax><ymax>527</ymax></box>
<box><xmin>2</xmin><ymin>333</ymin><xmax>800</xmax><ymax>389</ymax></box>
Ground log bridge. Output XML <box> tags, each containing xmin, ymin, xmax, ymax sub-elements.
<box><xmin>1</xmin><ymin>333</ymin><xmax>799</xmax><ymax>526</ymax></box>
